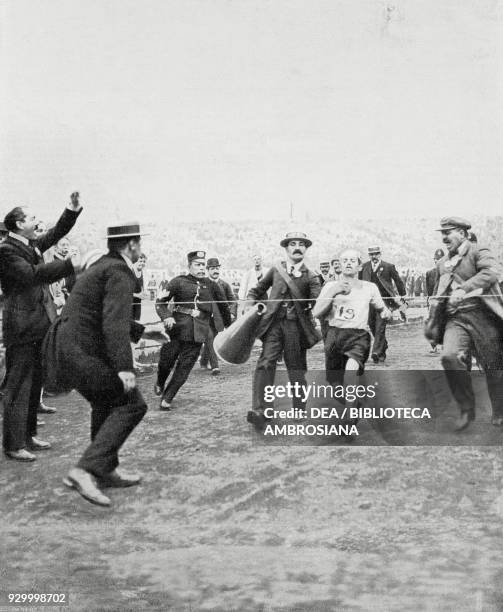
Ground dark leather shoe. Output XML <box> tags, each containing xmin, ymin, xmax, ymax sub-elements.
<box><xmin>27</xmin><ymin>437</ymin><xmax>52</xmax><ymax>451</ymax></box>
<box><xmin>38</xmin><ymin>402</ymin><xmax>56</xmax><ymax>414</ymax></box>
<box><xmin>63</xmin><ymin>468</ymin><xmax>111</xmax><ymax>506</ymax></box>
<box><xmin>454</xmin><ymin>412</ymin><xmax>475</xmax><ymax>432</ymax></box>
<box><xmin>371</xmin><ymin>354</ymin><xmax>379</xmax><ymax>364</ymax></box>
<box><xmin>211</xmin><ymin>368</ymin><xmax>220</xmax><ymax>376</ymax></box>
<box><xmin>99</xmin><ymin>469</ymin><xmax>142</xmax><ymax>488</ymax></box>
<box><xmin>159</xmin><ymin>399</ymin><xmax>172</xmax><ymax>411</ymax></box>
<box><xmin>246</xmin><ymin>409</ymin><xmax>270</xmax><ymax>428</ymax></box>
<box><xmin>5</xmin><ymin>448</ymin><xmax>37</xmax><ymax>462</ymax></box>
<box><xmin>492</xmin><ymin>417</ymin><xmax>503</xmax><ymax>427</ymax></box>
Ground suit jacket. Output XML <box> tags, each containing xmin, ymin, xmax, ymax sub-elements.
<box><xmin>0</xmin><ymin>208</ymin><xmax>81</xmax><ymax>347</ymax></box>
<box><xmin>156</xmin><ymin>274</ymin><xmax>231</xmax><ymax>343</ymax></box>
<box><xmin>44</xmin><ymin>252</ymin><xmax>137</xmax><ymax>395</ymax></box>
<box><xmin>211</xmin><ymin>278</ymin><xmax>237</xmax><ymax>332</ymax></box>
<box><xmin>435</xmin><ymin>240</ymin><xmax>503</xmax><ymax>323</ymax></box>
<box><xmin>247</xmin><ymin>262</ymin><xmax>321</xmax><ymax>348</ymax></box>
<box><xmin>359</xmin><ymin>260</ymin><xmax>406</xmax><ymax>307</ymax></box>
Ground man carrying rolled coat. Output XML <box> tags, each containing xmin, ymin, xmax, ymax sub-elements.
<box><xmin>432</xmin><ymin>216</ymin><xmax>503</xmax><ymax>431</ymax></box>
<box><xmin>246</xmin><ymin>232</ymin><xmax>321</xmax><ymax>427</ymax></box>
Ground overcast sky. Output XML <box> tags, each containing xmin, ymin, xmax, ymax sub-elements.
<box><xmin>1</xmin><ymin>0</ymin><xmax>502</xmax><ymax>223</ymax></box>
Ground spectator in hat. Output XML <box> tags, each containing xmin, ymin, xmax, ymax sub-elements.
<box><xmin>430</xmin><ymin>216</ymin><xmax>503</xmax><ymax>431</ymax></box>
<box><xmin>0</xmin><ymin>192</ymin><xmax>82</xmax><ymax>462</ymax></box>
<box><xmin>46</xmin><ymin>222</ymin><xmax>149</xmax><ymax>505</ymax></box>
<box><xmin>359</xmin><ymin>246</ymin><xmax>406</xmax><ymax>363</ymax></box>
<box><xmin>200</xmin><ymin>257</ymin><xmax>237</xmax><ymax>374</ymax></box>
<box><xmin>246</xmin><ymin>232</ymin><xmax>321</xmax><ymax>427</ymax></box>
<box><xmin>155</xmin><ymin>251</ymin><xmax>231</xmax><ymax>410</ymax></box>
<box><xmin>330</xmin><ymin>256</ymin><xmax>342</xmax><ymax>281</ymax></box>
<box><xmin>317</xmin><ymin>261</ymin><xmax>331</xmax><ymax>286</ymax></box>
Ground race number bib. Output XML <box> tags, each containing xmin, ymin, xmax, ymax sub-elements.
<box><xmin>333</xmin><ymin>304</ymin><xmax>355</xmax><ymax>321</ymax></box>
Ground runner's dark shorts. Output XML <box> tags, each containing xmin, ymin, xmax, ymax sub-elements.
<box><xmin>324</xmin><ymin>327</ymin><xmax>371</xmax><ymax>383</ymax></box>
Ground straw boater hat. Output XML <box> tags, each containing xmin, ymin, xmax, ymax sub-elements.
<box><xmin>106</xmin><ymin>222</ymin><xmax>149</xmax><ymax>239</ymax></box>
<box><xmin>279</xmin><ymin>231</ymin><xmax>313</xmax><ymax>248</ymax></box>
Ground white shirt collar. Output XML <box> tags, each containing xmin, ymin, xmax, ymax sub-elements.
<box><xmin>287</xmin><ymin>260</ymin><xmax>303</xmax><ymax>272</ymax></box>
<box><xmin>8</xmin><ymin>231</ymin><xmax>30</xmax><ymax>246</ymax></box>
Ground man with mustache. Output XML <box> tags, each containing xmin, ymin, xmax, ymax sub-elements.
<box><xmin>246</xmin><ymin>232</ymin><xmax>321</xmax><ymax>427</ymax></box>
<box><xmin>0</xmin><ymin>193</ymin><xmax>82</xmax><ymax>461</ymax></box>
<box><xmin>155</xmin><ymin>251</ymin><xmax>232</xmax><ymax>410</ymax></box>
<box><xmin>433</xmin><ymin>217</ymin><xmax>503</xmax><ymax>431</ymax></box>
<box><xmin>313</xmin><ymin>248</ymin><xmax>391</xmax><ymax>409</ymax></box>
<box><xmin>200</xmin><ymin>257</ymin><xmax>237</xmax><ymax>375</ymax></box>
<box><xmin>359</xmin><ymin>246</ymin><xmax>406</xmax><ymax>363</ymax></box>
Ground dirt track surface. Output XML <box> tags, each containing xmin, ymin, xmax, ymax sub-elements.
<box><xmin>1</xmin><ymin>322</ymin><xmax>503</xmax><ymax>611</ymax></box>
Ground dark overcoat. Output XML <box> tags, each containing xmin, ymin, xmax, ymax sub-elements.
<box><xmin>44</xmin><ymin>252</ymin><xmax>137</xmax><ymax>395</ymax></box>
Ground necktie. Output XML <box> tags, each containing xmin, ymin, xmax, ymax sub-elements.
<box><xmin>290</xmin><ymin>265</ymin><xmax>295</xmax><ymax>276</ymax></box>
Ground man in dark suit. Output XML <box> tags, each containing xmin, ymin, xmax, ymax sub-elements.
<box><xmin>155</xmin><ymin>251</ymin><xmax>231</xmax><ymax>410</ymax></box>
<box><xmin>433</xmin><ymin>217</ymin><xmax>503</xmax><ymax>431</ymax></box>
<box><xmin>48</xmin><ymin>222</ymin><xmax>148</xmax><ymax>506</ymax></box>
<box><xmin>246</xmin><ymin>232</ymin><xmax>321</xmax><ymax>426</ymax></box>
<box><xmin>200</xmin><ymin>257</ymin><xmax>237</xmax><ymax>374</ymax></box>
<box><xmin>359</xmin><ymin>246</ymin><xmax>406</xmax><ymax>363</ymax></box>
<box><xmin>0</xmin><ymin>193</ymin><xmax>82</xmax><ymax>462</ymax></box>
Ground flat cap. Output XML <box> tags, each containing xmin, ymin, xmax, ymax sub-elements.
<box><xmin>436</xmin><ymin>217</ymin><xmax>471</xmax><ymax>231</ymax></box>
<box><xmin>368</xmin><ymin>246</ymin><xmax>381</xmax><ymax>254</ymax></box>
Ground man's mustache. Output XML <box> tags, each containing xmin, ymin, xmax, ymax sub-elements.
<box><xmin>293</xmin><ymin>250</ymin><xmax>303</xmax><ymax>255</ymax></box>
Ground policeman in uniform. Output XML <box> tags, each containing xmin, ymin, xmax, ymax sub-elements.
<box><xmin>425</xmin><ymin>248</ymin><xmax>445</xmax><ymax>353</ymax></box>
<box><xmin>425</xmin><ymin>248</ymin><xmax>445</xmax><ymax>300</ymax></box>
<box><xmin>155</xmin><ymin>251</ymin><xmax>231</xmax><ymax>410</ymax></box>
